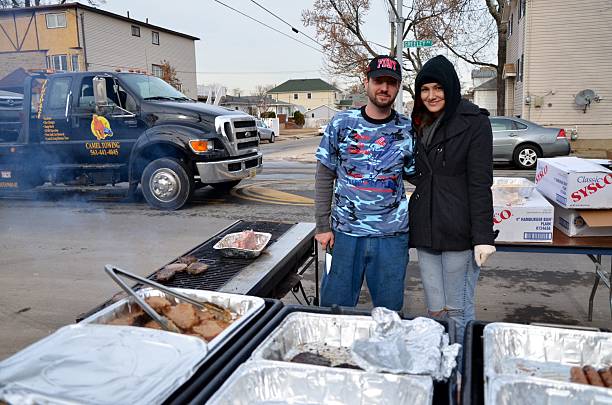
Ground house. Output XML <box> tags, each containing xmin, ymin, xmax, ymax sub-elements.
<box><xmin>268</xmin><ymin>78</ymin><xmax>339</xmax><ymax>111</ymax></box>
<box><xmin>219</xmin><ymin>95</ymin><xmax>296</xmax><ymax>117</ymax></box>
<box><xmin>503</xmin><ymin>0</ymin><xmax>612</xmax><ymax>155</ymax></box>
<box><xmin>471</xmin><ymin>68</ymin><xmax>498</xmax><ymax>115</ymax></box>
<box><xmin>0</xmin><ymin>2</ymin><xmax>198</xmax><ymax>97</ymax></box>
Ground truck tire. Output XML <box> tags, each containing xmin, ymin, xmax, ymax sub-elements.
<box><xmin>211</xmin><ymin>180</ymin><xmax>241</xmax><ymax>192</ymax></box>
<box><xmin>141</xmin><ymin>157</ymin><xmax>193</xmax><ymax>210</ymax></box>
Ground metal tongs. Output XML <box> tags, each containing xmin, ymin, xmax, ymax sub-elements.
<box><xmin>104</xmin><ymin>264</ymin><xmax>231</xmax><ymax>333</ymax></box>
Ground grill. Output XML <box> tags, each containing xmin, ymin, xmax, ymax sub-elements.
<box><xmin>235</xmin><ymin>130</ymin><xmax>257</xmax><ymax>140</ymax></box>
<box><xmin>237</xmin><ymin>140</ymin><xmax>259</xmax><ymax>150</ymax></box>
<box><xmin>149</xmin><ymin>221</ymin><xmax>293</xmax><ymax>291</ymax></box>
<box><xmin>233</xmin><ymin>120</ymin><xmax>256</xmax><ymax>129</ymax></box>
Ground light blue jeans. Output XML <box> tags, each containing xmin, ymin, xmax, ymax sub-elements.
<box><xmin>417</xmin><ymin>248</ymin><xmax>480</xmax><ymax>355</ymax></box>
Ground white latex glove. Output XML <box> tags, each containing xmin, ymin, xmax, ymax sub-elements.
<box><xmin>474</xmin><ymin>245</ymin><xmax>496</xmax><ymax>267</ymax></box>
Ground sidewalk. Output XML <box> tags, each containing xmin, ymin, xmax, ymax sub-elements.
<box><xmin>278</xmin><ymin>128</ymin><xmax>318</xmax><ymax>140</ymax></box>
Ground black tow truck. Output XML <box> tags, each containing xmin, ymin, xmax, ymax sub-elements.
<box><xmin>0</xmin><ymin>71</ymin><xmax>262</xmax><ymax>210</ymax></box>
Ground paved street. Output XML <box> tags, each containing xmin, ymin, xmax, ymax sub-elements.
<box><xmin>1</xmin><ymin>135</ymin><xmax>610</xmax><ymax>360</ymax></box>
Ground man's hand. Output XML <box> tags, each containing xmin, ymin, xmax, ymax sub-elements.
<box><xmin>315</xmin><ymin>232</ymin><xmax>334</xmax><ymax>250</ymax></box>
<box><xmin>474</xmin><ymin>244</ymin><xmax>496</xmax><ymax>267</ymax></box>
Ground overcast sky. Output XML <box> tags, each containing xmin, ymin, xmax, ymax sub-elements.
<box><xmin>103</xmin><ymin>0</ymin><xmax>475</xmax><ymax>95</ymax></box>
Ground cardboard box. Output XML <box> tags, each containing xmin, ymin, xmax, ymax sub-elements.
<box><xmin>551</xmin><ymin>200</ymin><xmax>612</xmax><ymax>237</ymax></box>
<box><xmin>535</xmin><ymin>157</ymin><xmax>612</xmax><ymax>209</ymax></box>
<box><xmin>493</xmin><ymin>185</ymin><xmax>554</xmax><ymax>243</ymax></box>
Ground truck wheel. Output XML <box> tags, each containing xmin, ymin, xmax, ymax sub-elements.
<box><xmin>269</xmin><ymin>133</ymin><xmax>275</xmax><ymax>143</ymax></box>
<box><xmin>513</xmin><ymin>144</ymin><xmax>541</xmax><ymax>169</ymax></box>
<box><xmin>211</xmin><ymin>180</ymin><xmax>241</xmax><ymax>192</ymax></box>
<box><xmin>141</xmin><ymin>158</ymin><xmax>193</xmax><ymax>210</ymax></box>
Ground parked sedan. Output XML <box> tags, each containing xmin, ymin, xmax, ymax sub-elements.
<box><xmin>490</xmin><ymin>116</ymin><xmax>570</xmax><ymax>169</ymax></box>
<box><xmin>256</xmin><ymin>119</ymin><xmax>275</xmax><ymax>143</ymax></box>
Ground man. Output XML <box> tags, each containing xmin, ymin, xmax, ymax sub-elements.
<box><xmin>314</xmin><ymin>55</ymin><xmax>415</xmax><ymax>311</ymax></box>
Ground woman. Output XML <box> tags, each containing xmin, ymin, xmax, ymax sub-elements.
<box><xmin>408</xmin><ymin>55</ymin><xmax>496</xmax><ymax>350</ymax></box>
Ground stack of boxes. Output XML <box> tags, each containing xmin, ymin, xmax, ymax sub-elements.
<box><xmin>535</xmin><ymin>157</ymin><xmax>612</xmax><ymax>237</ymax></box>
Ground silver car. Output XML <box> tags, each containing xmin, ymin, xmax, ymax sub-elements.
<box><xmin>490</xmin><ymin>116</ymin><xmax>570</xmax><ymax>169</ymax></box>
<box><xmin>256</xmin><ymin>119</ymin><xmax>275</xmax><ymax>143</ymax></box>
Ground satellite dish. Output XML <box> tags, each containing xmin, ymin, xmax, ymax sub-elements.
<box><xmin>575</xmin><ymin>89</ymin><xmax>600</xmax><ymax>113</ymax></box>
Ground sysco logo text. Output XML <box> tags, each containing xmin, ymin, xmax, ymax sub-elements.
<box><xmin>493</xmin><ymin>209</ymin><xmax>512</xmax><ymax>224</ymax></box>
<box><xmin>535</xmin><ymin>165</ymin><xmax>548</xmax><ymax>183</ymax></box>
<box><xmin>570</xmin><ymin>174</ymin><xmax>612</xmax><ymax>202</ymax></box>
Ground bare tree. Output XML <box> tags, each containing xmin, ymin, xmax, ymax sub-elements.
<box><xmin>303</xmin><ymin>0</ymin><xmax>509</xmax><ymax>112</ymax></box>
<box><xmin>252</xmin><ymin>84</ymin><xmax>274</xmax><ymax>116</ymax></box>
<box><xmin>1</xmin><ymin>0</ymin><xmax>103</xmax><ymax>7</ymax></box>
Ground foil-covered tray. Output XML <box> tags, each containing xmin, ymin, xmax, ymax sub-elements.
<box><xmin>0</xmin><ymin>324</ymin><xmax>208</xmax><ymax>405</ymax></box>
<box><xmin>206</xmin><ymin>360</ymin><xmax>434</xmax><ymax>405</ymax></box>
<box><xmin>488</xmin><ymin>375</ymin><xmax>612</xmax><ymax>405</ymax></box>
<box><xmin>484</xmin><ymin>323</ymin><xmax>612</xmax><ymax>403</ymax></box>
<box><xmin>80</xmin><ymin>287</ymin><xmax>265</xmax><ymax>357</ymax></box>
<box><xmin>212</xmin><ymin>231</ymin><xmax>272</xmax><ymax>258</ymax></box>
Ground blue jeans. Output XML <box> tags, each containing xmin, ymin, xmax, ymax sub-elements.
<box><xmin>417</xmin><ymin>248</ymin><xmax>480</xmax><ymax>355</ymax></box>
<box><xmin>320</xmin><ymin>231</ymin><xmax>409</xmax><ymax>311</ymax></box>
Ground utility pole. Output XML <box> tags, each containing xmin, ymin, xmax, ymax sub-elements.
<box><xmin>395</xmin><ymin>0</ymin><xmax>404</xmax><ymax>113</ymax></box>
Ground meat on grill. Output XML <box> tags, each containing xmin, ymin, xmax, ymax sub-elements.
<box><xmin>570</xmin><ymin>365</ymin><xmax>612</xmax><ymax>388</ymax></box>
<box><xmin>155</xmin><ymin>263</ymin><xmax>188</xmax><ymax>282</ymax></box>
<box><xmin>165</xmin><ymin>303</ymin><xmax>200</xmax><ymax>330</ymax></box>
<box><xmin>177</xmin><ymin>255</ymin><xmax>198</xmax><ymax>265</ymax></box>
<box><xmin>187</xmin><ymin>262</ymin><xmax>209</xmax><ymax>275</ymax></box>
<box><xmin>234</xmin><ymin>230</ymin><xmax>258</xmax><ymax>250</ymax></box>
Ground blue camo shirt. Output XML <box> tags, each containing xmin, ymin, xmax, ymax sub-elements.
<box><xmin>316</xmin><ymin>107</ymin><xmax>415</xmax><ymax>237</ymax></box>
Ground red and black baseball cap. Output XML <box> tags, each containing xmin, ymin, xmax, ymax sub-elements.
<box><xmin>367</xmin><ymin>55</ymin><xmax>402</xmax><ymax>82</ymax></box>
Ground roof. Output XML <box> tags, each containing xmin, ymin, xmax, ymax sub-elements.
<box><xmin>0</xmin><ymin>2</ymin><xmax>199</xmax><ymax>41</ymax></box>
<box><xmin>473</xmin><ymin>77</ymin><xmax>497</xmax><ymax>91</ymax></box>
<box><xmin>268</xmin><ymin>79</ymin><xmax>338</xmax><ymax>93</ymax></box>
<box><xmin>471</xmin><ymin>68</ymin><xmax>497</xmax><ymax>79</ymax></box>
<box><xmin>0</xmin><ymin>68</ymin><xmax>31</xmax><ymax>91</ymax></box>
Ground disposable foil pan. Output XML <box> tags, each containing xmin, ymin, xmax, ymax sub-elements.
<box><xmin>251</xmin><ymin>312</ymin><xmax>407</xmax><ymax>367</ymax></box>
<box><xmin>0</xmin><ymin>324</ymin><xmax>208</xmax><ymax>405</ymax></box>
<box><xmin>488</xmin><ymin>375</ymin><xmax>612</xmax><ymax>405</ymax></box>
<box><xmin>80</xmin><ymin>287</ymin><xmax>265</xmax><ymax>358</ymax></box>
<box><xmin>484</xmin><ymin>323</ymin><xmax>612</xmax><ymax>403</ymax></box>
<box><xmin>492</xmin><ymin>177</ymin><xmax>535</xmax><ymax>197</ymax></box>
<box><xmin>212</xmin><ymin>231</ymin><xmax>272</xmax><ymax>258</ymax></box>
<box><xmin>206</xmin><ymin>360</ymin><xmax>434</xmax><ymax>405</ymax></box>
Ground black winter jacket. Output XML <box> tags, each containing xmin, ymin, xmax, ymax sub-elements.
<box><xmin>408</xmin><ymin>99</ymin><xmax>495</xmax><ymax>250</ymax></box>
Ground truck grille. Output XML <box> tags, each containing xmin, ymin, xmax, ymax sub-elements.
<box><xmin>238</xmin><ymin>140</ymin><xmax>259</xmax><ymax>150</ymax></box>
<box><xmin>216</xmin><ymin>116</ymin><xmax>259</xmax><ymax>156</ymax></box>
<box><xmin>233</xmin><ymin>120</ymin><xmax>255</xmax><ymax>129</ymax></box>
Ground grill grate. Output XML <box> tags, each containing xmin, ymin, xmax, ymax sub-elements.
<box><xmin>147</xmin><ymin>221</ymin><xmax>294</xmax><ymax>291</ymax></box>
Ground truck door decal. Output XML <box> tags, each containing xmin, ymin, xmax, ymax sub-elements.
<box><xmin>91</xmin><ymin>114</ymin><xmax>113</xmax><ymax>140</ymax></box>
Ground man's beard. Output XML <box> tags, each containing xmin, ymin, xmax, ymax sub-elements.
<box><xmin>367</xmin><ymin>88</ymin><xmax>396</xmax><ymax>109</ymax></box>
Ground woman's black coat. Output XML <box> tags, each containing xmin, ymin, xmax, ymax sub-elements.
<box><xmin>408</xmin><ymin>99</ymin><xmax>495</xmax><ymax>251</ymax></box>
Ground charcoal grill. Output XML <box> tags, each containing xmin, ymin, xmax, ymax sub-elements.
<box><xmin>77</xmin><ymin>220</ymin><xmax>317</xmax><ymax>321</ymax></box>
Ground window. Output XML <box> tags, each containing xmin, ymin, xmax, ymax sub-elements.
<box><xmin>151</xmin><ymin>64</ymin><xmax>163</xmax><ymax>78</ymax></box>
<box><xmin>46</xmin><ymin>77</ymin><xmax>72</xmax><ymax>115</ymax></box>
<box><xmin>489</xmin><ymin>118</ymin><xmax>514</xmax><ymax>131</ymax></box>
<box><xmin>293</xmin><ymin>93</ymin><xmax>298</xmax><ymax>100</ymax></box>
<box><xmin>78</xmin><ymin>76</ymin><xmax>136</xmax><ymax>111</ymax></box>
<box><xmin>520</xmin><ymin>54</ymin><xmax>524</xmax><ymax>82</ymax></box>
<box><xmin>45</xmin><ymin>13</ymin><xmax>66</xmax><ymax>29</ymax></box>
<box><xmin>71</xmin><ymin>55</ymin><xmax>79</xmax><ymax>72</ymax></box>
<box><xmin>507</xmin><ymin>14</ymin><xmax>513</xmax><ymax>38</ymax></box>
<box><xmin>131</xmin><ymin>25</ymin><xmax>140</xmax><ymax>37</ymax></box>
<box><xmin>519</xmin><ymin>0</ymin><xmax>526</xmax><ymax>19</ymax></box>
<box><xmin>49</xmin><ymin>55</ymin><xmax>68</xmax><ymax>71</ymax></box>
<box><xmin>516</xmin><ymin>56</ymin><xmax>521</xmax><ymax>82</ymax></box>
<box><xmin>152</xmin><ymin>31</ymin><xmax>160</xmax><ymax>45</ymax></box>
<box><xmin>311</xmin><ymin>113</ymin><xmax>315</xmax><ymax>118</ymax></box>
<box><xmin>514</xmin><ymin>121</ymin><xmax>528</xmax><ymax>130</ymax></box>
<box><xmin>307</xmin><ymin>93</ymin><xmax>312</xmax><ymax>99</ymax></box>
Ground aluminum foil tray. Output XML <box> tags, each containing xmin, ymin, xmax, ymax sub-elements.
<box><xmin>206</xmin><ymin>360</ymin><xmax>434</xmax><ymax>405</ymax></box>
<box><xmin>0</xmin><ymin>324</ymin><xmax>208</xmax><ymax>405</ymax></box>
<box><xmin>212</xmin><ymin>231</ymin><xmax>272</xmax><ymax>259</ymax></box>
<box><xmin>251</xmin><ymin>312</ymin><xmax>407</xmax><ymax>367</ymax></box>
<box><xmin>80</xmin><ymin>287</ymin><xmax>265</xmax><ymax>358</ymax></box>
<box><xmin>488</xmin><ymin>375</ymin><xmax>612</xmax><ymax>405</ymax></box>
<box><xmin>484</xmin><ymin>323</ymin><xmax>612</xmax><ymax>403</ymax></box>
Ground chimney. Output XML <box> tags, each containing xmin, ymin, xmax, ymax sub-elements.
<box><xmin>146</xmin><ymin>18</ymin><xmax>149</xmax><ymax>23</ymax></box>
<box><xmin>127</xmin><ymin>11</ymin><xmax>130</xmax><ymax>18</ymax></box>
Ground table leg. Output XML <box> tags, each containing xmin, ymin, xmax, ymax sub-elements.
<box><xmin>609</xmin><ymin>259</ymin><xmax>612</xmax><ymax>320</ymax></box>
<box><xmin>313</xmin><ymin>239</ymin><xmax>320</xmax><ymax>306</ymax></box>
<box><xmin>587</xmin><ymin>254</ymin><xmax>602</xmax><ymax>322</ymax></box>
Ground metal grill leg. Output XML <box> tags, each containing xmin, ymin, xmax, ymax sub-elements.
<box><xmin>587</xmin><ymin>254</ymin><xmax>602</xmax><ymax>322</ymax></box>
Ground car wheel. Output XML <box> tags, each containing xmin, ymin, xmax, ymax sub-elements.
<box><xmin>141</xmin><ymin>157</ymin><xmax>193</xmax><ymax>210</ymax></box>
<box><xmin>513</xmin><ymin>144</ymin><xmax>541</xmax><ymax>169</ymax></box>
<box><xmin>269</xmin><ymin>133</ymin><xmax>275</xmax><ymax>143</ymax></box>
<box><xmin>211</xmin><ymin>180</ymin><xmax>241</xmax><ymax>192</ymax></box>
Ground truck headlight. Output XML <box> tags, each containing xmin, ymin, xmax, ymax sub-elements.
<box><xmin>189</xmin><ymin>139</ymin><xmax>214</xmax><ymax>153</ymax></box>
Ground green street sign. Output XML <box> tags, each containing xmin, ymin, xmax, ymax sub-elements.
<box><xmin>403</xmin><ymin>40</ymin><xmax>433</xmax><ymax>48</ymax></box>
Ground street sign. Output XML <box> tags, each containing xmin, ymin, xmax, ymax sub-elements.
<box><xmin>403</xmin><ymin>40</ymin><xmax>433</xmax><ymax>48</ymax></box>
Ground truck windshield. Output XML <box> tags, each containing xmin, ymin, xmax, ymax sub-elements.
<box><xmin>118</xmin><ymin>74</ymin><xmax>191</xmax><ymax>101</ymax></box>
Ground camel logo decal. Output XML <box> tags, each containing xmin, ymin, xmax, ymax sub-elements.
<box><xmin>91</xmin><ymin>114</ymin><xmax>113</xmax><ymax>140</ymax></box>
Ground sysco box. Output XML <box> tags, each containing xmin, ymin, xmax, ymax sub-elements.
<box><xmin>534</xmin><ymin>157</ymin><xmax>612</xmax><ymax>209</ymax></box>
<box><xmin>493</xmin><ymin>186</ymin><xmax>553</xmax><ymax>243</ymax></box>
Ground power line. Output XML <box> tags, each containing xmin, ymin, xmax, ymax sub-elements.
<box><xmin>88</xmin><ymin>61</ymin><xmax>322</xmax><ymax>75</ymax></box>
<box><xmin>210</xmin><ymin>0</ymin><xmax>324</xmax><ymax>54</ymax></box>
<box><xmin>249</xmin><ymin>0</ymin><xmax>325</xmax><ymax>48</ymax></box>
